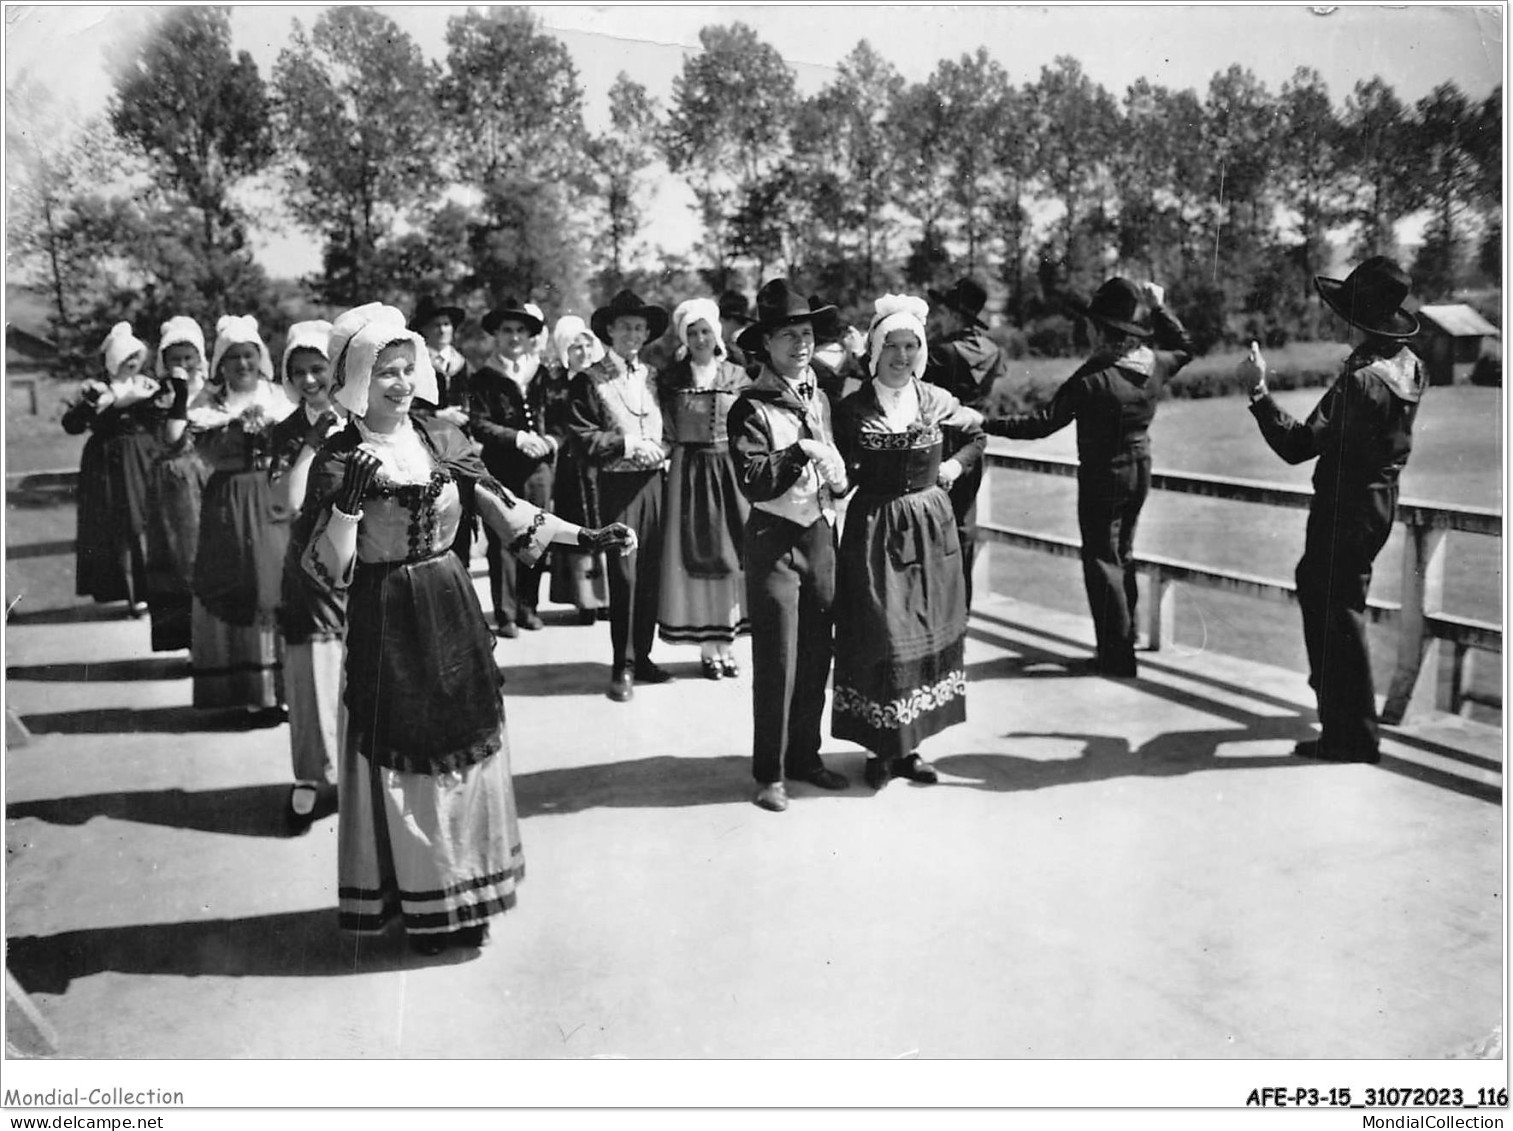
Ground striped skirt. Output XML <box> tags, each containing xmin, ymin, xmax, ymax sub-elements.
<box><xmin>337</xmin><ymin>723</ymin><xmax>525</xmax><ymax>939</ymax></box>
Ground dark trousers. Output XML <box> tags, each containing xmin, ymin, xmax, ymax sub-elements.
<box><xmin>599</xmin><ymin>470</ymin><xmax>663</xmax><ymax>670</ymax></box>
<box><xmin>485</xmin><ymin>526</ymin><xmax>544</xmax><ymax>625</ymax></box>
<box><xmin>1295</xmin><ymin>488</ymin><xmax>1395</xmax><ymax>754</ymax></box>
<box><xmin>1076</xmin><ymin>461</ymin><xmax>1150</xmax><ymax>675</ymax></box>
<box><xmin>745</xmin><ymin>510</ymin><xmax>836</xmax><ymax>784</ymax></box>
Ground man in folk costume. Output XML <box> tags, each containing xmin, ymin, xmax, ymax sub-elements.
<box><xmin>728</xmin><ymin>279</ymin><xmax>853</xmax><ymax>812</ymax></box>
<box><xmin>924</xmin><ymin>277</ymin><xmax>1004</xmax><ymax>610</ymax></box>
<box><xmin>567</xmin><ymin>289</ymin><xmax>673</xmax><ymax>702</ymax></box>
<box><xmin>1241</xmin><ymin>256</ymin><xmax>1427</xmax><ymax>764</ymax></box>
<box><xmin>409</xmin><ymin>294</ymin><xmax>476</xmax><ymax>565</ymax></box>
<box><xmin>470</xmin><ymin>298</ymin><xmax>562</xmax><ymax>636</ymax></box>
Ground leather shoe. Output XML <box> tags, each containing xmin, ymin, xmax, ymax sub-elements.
<box><xmin>633</xmin><ymin>660</ymin><xmax>672</xmax><ymax>684</ymax></box>
<box><xmin>607</xmin><ymin>669</ymin><xmax>634</xmax><ymax>702</ymax></box>
<box><xmin>409</xmin><ymin>933</ymin><xmax>448</xmax><ymax>957</ymax></box>
<box><xmin>789</xmin><ymin>766</ymin><xmax>849</xmax><ymax>791</ymax></box>
<box><xmin>753</xmin><ymin>782</ymin><xmax>788</xmax><ymax>812</ymax></box>
<box><xmin>700</xmin><ymin>657</ymin><xmax>723</xmax><ymax>680</ymax></box>
<box><xmin>496</xmin><ymin>619</ymin><xmax>519</xmax><ymax>638</ymax></box>
<box><xmin>453</xmin><ymin>923</ymin><xmax>491</xmax><ymax>949</ymax></box>
<box><xmin>895</xmin><ymin>754</ymin><xmax>939</xmax><ymax>784</ymax></box>
<box><xmin>519</xmin><ymin>609</ymin><xmax>544</xmax><ymax>631</ymax></box>
<box><xmin>864</xmin><ymin>758</ymin><xmax>892</xmax><ymax>790</ymax></box>
<box><xmin>719</xmin><ymin>657</ymin><xmax>740</xmax><ymax>678</ymax></box>
<box><xmin>1293</xmin><ymin>739</ymin><xmax>1380</xmax><ymax>765</ymax></box>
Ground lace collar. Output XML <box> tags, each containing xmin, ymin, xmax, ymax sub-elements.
<box><xmin>354</xmin><ymin>415</ymin><xmax>435</xmax><ymax>485</ymax></box>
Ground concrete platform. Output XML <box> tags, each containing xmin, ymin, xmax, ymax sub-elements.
<box><xmin>2</xmin><ymin>584</ymin><xmax>1503</xmax><ymax>1065</ymax></box>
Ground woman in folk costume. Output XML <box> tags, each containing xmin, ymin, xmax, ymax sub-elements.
<box><xmin>144</xmin><ymin>316</ymin><xmax>212</xmax><ymax>652</ymax></box>
<box><xmin>186</xmin><ymin>314</ymin><xmax>294</xmax><ymax>713</ymax></box>
<box><xmin>567</xmin><ymin>289</ymin><xmax>672</xmax><ymax>702</ymax></box>
<box><xmin>267</xmin><ymin>319</ymin><xmax>346</xmax><ymax>829</ymax></box>
<box><xmin>62</xmin><ymin>321</ymin><xmax>162</xmax><ymax>616</ymax></box>
<box><xmin>299</xmin><ymin>304</ymin><xmax>634</xmax><ymax>955</ymax></box>
<box><xmin>831</xmin><ymin>294</ymin><xmax>984</xmax><ymax>790</ymax></box>
<box><xmin>546</xmin><ymin>315</ymin><xmax>612</xmax><ymax>624</ymax></box>
<box><xmin>656</xmin><ymin>297</ymin><xmax>752</xmax><ymax>678</ymax></box>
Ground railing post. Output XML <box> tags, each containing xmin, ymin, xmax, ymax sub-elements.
<box><xmin>972</xmin><ymin>460</ymin><xmax>993</xmax><ymax>604</ymax></box>
<box><xmin>1144</xmin><ymin>571</ymin><xmax>1175</xmax><ymax>652</ymax></box>
<box><xmin>1382</xmin><ymin>520</ymin><xmax>1448</xmax><ymax>723</ymax></box>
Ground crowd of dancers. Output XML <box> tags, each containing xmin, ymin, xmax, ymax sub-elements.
<box><xmin>61</xmin><ymin>255</ymin><xmax>1426</xmax><ymax>954</ymax></box>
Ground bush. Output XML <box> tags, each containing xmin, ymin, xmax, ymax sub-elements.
<box><xmin>1470</xmin><ymin>339</ymin><xmax>1502</xmax><ymax>387</ymax></box>
<box><xmin>989</xmin><ymin>324</ymin><xmax>1029</xmax><ymax>359</ymax></box>
<box><xmin>1025</xmin><ymin>315</ymin><xmax>1076</xmax><ymax>358</ymax></box>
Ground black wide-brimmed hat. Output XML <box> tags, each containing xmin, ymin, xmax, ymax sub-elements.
<box><xmin>735</xmin><ymin>279</ymin><xmax>840</xmax><ymax>355</ymax></box>
<box><xmin>482</xmin><ymin>297</ymin><xmax>545</xmax><ymax>336</ymax></box>
<box><xmin>590</xmin><ymin>289</ymin><xmax>669</xmax><ymax>344</ymax></box>
<box><xmin>718</xmin><ymin>290</ymin><xmax>754</xmax><ymax>325</ymax></box>
<box><xmin>927</xmin><ymin>277</ymin><xmax>990</xmax><ymax>328</ymax></box>
<box><xmin>1315</xmin><ymin>256</ymin><xmax>1419</xmax><ymax>340</ymax></box>
<box><xmin>408</xmin><ymin>294</ymin><xmax>466</xmax><ymax>332</ymax></box>
<box><xmin>1066</xmin><ymin>277</ymin><xmax>1151</xmax><ymax>340</ymax></box>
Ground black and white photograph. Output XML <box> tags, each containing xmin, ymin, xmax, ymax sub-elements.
<box><xmin>1</xmin><ymin>0</ymin><xmax>1505</xmax><ymax>1117</ymax></box>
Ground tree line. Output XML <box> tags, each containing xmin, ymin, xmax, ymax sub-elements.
<box><xmin>7</xmin><ymin>6</ymin><xmax>1502</xmax><ymax>372</ymax></box>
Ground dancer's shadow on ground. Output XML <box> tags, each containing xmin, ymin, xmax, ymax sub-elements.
<box><xmin>6</xmin><ymin>604</ymin><xmax>138</xmax><ymax>627</ymax></box>
<box><xmin>7</xmin><ymin>783</ymin><xmax>307</xmax><ymax>838</ymax></box>
<box><xmin>935</xmin><ymin>715</ymin><xmax>1313</xmax><ymax>794</ymax></box>
<box><xmin>6</xmin><ymin>910</ymin><xmax>468</xmax><ymax>994</ymax></box>
<box><xmin>8</xmin><ymin>657</ymin><xmax>190</xmax><ymax>682</ymax></box>
<box><xmin>515</xmin><ymin>754</ymin><xmax>753</xmax><ymax>816</ymax></box>
<box><xmin>20</xmin><ymin>705</ymin><xmax>283</xmax><ymax>735</ymax></box>
<box><xmin>501</xmin><ymin>660</ymin><xmax>713</xmax><ymax>697</ymax></box>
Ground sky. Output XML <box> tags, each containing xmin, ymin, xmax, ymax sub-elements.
<box><xmin>4</xmin><ymin>2</ymin><xmax>1505</xmax><ymax>277</ymax></box>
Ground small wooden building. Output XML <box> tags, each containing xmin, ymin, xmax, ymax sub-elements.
<box><xmin>1414</xmin><ymin>304</ymin><xmax>1500</xmax><ymax>386</ymax></box>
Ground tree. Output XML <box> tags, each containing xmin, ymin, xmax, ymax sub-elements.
<box><xmin>272</xmin><ymin>6</ymin><xmax>442</xmax><ymax>305</ymax></box>
<box><xmin>1024</xmin><ymin>56</ymin><xmax>1118</xmax><ymax>299</ymax></box>
<box><xmin>810</xmin><ymin>40</ymin><xmax>904</xmax><ymax>299</ymax></box>
<box><xmin>664</xmin><ymin>23</ymin><xmax>797</xmax><ymax>286</ymax></box>
<box><xmin>990</xmin><ymin>83</ymin><xmax>1037</xmax><ymax>325</ymax></box>
<box><xmin>1339</xmin><ymin>77</ymin><xmax>1418</xmax><ymax>259</ymax></box>
<box><xmin>1274</xmin><ymin>68</ymin><xmax>1345</xmax><ymax>299</ymax></box>
<box><xmin>1408</xmin><ymin>82</ymin><xmax>1480</xmax><ymax>298</ymax></box>
<box><xmin>437</xmin><ymin>7</ymin><xmax>585</xmax><ymax>185</ymax></box>
<box><xmin>584</xmin><ymin>73</ymin><xmax>662</xmax><ymax>288</ymax></box>
<box><xmin>106</xmin><ymin>5</ymin><xmax>273</xmax><ymax>301</ymax></box>
<box><xmin>890</xmin><ymin>79</ymin><xmax>957</xmax><ymax>289</ymax></box>
<box><xmin>6</xmin><ymin>78</ymin><xmax>145</xmax><ymax>347</ymax></box>
<box><xmin>931</xmin><ymin>49</ymin><xmax>1012</xmax><ymax>278</ymax></box>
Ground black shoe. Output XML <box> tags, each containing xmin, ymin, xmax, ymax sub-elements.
<box><xmin>409</xmin><ymin>934</ymin><xmax>448</xmax><ymax>957</ymax></box>
<box><xmin>633</xmin><ymin>660</ymin><xmax>672</xmax><ymax>684</ymax></box>
<box><xmin>519</xmin><ymin>609</ymin><xmax>544</xmax><ymax>631</ymax></box>
<box><xmin>719</xmin><ymin>657</ymin><xmax>740</xmax><ymax>678</ymax></box>
<box><xmin>701</xmin><ymin>657</ymin><xmax>723</xmax><ymax>680</ymax></box>
<box><xmin>453</xmin><ymin>923</ymin><xmax>491</xmax><ymax>949</ymax></box>
<box><xmin>1292</xmin><ymin>739</ymin><xmax>1380</xmax><ymax>764</ymax></box>
<box><xmin>789</xmin><ymin>766</ymin><xmax>850</xmax><ymax>791</ymax></box>
<box><xmin>895</xmin><ymin>754</ymin><xmax>939</xmax><ymax>784</ymax></box>
<box><xmin>607</xmin><ymin>668</ymin><xmax>634</xmax><ymax>702</ymax></box>
<box><xmin>496</xmin><ymin>619</ymin><xmax>519</xmax><ymax>638</ymax></box>
<box><xmin>864</xmin><ymin>758</ymin><xmax>892</xmax><ymax>791</ymax></box>
<box><xmin>577</xmin><ymin>609</ymin><xmax>599</xmax><ymax>626</ymax></box>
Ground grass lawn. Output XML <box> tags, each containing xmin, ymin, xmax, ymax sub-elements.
<box><xmin>984</xmin><ymin>383</ymin><xmax>1503</xmax><ymax>719</ymax></box>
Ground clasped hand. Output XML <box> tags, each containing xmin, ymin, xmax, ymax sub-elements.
<box><xmin>579</xmin><ymin>522</ymin><xmax>637</xmax><ymax>555</ymax></box>
<box><xmin>516</xmin><ymin>430</ymin><xmax>552</xmax><ymax>459</ymax></box>
<box><xmin>797</xmin><ymin>438</ymin><xmax>846</xmax><ymax>490</ymax></box>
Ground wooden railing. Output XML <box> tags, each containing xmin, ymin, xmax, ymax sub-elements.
<box><xmin>975</xmin><ymin>451</ymin><xmax>1503</xmax><ymax>722</ymax></box>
